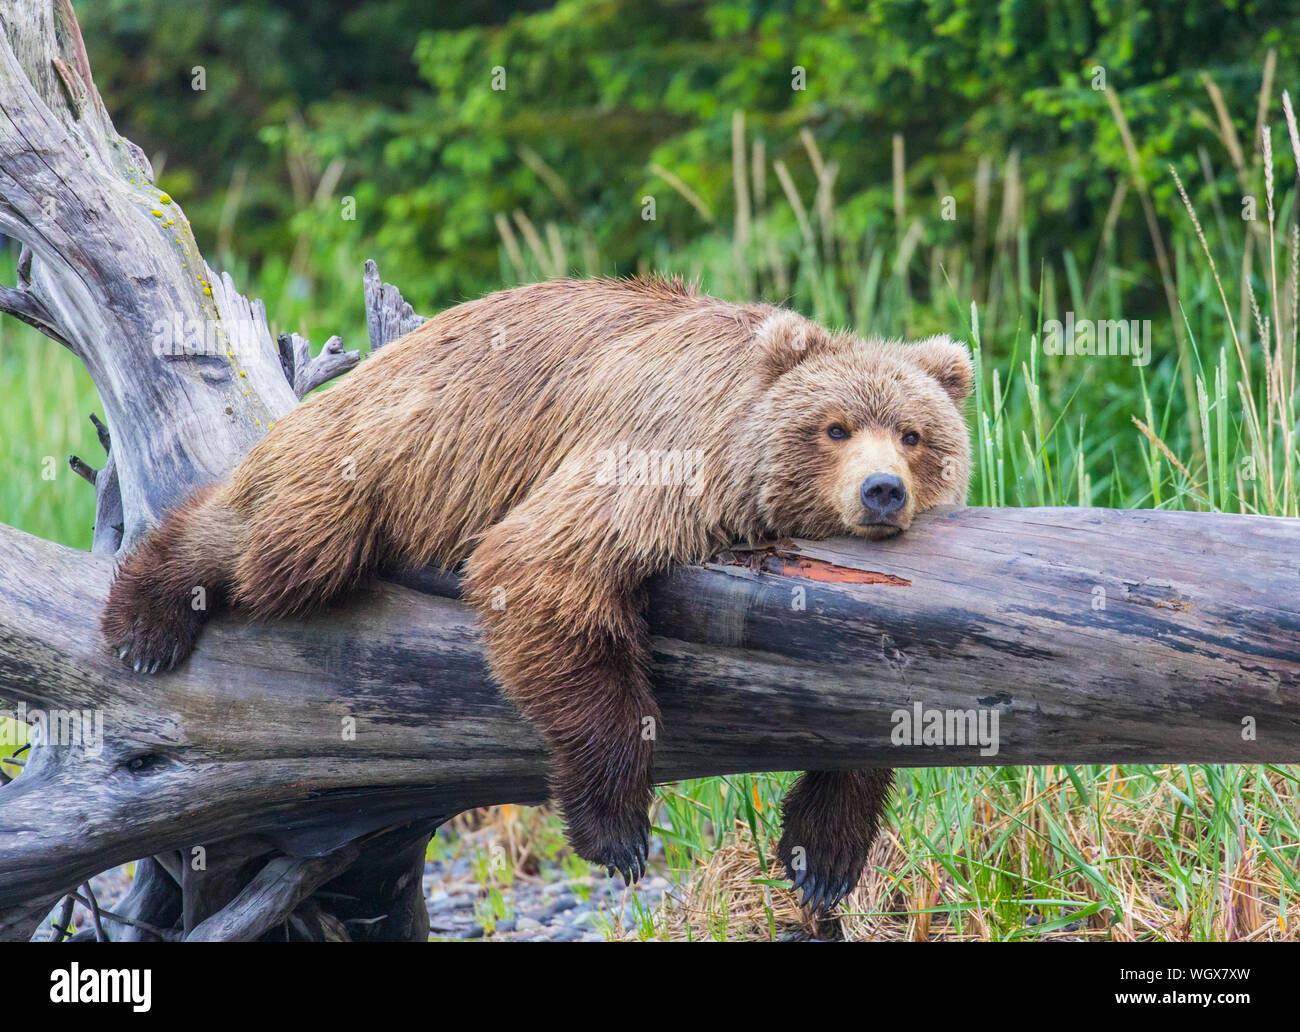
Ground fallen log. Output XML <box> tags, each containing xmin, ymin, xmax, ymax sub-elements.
<box><xmin>1</xmin><ymin>503</ymin><xmax>1298</xmax><ymax>938</ymax></box>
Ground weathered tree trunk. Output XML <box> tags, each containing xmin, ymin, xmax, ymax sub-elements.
<box><xmin>0</xmin><ymin>0</ymin><xmax>306</xmax><ymax>553</ymax></box>
<box><xmin>0</xmin><ymin>0</ymin><xmax>1297</xmax><ymax>942</ymax></box>
<box><xmin>1</xmin><ymin>505</ymin><xmax>1298</xmax><ymax>938</ymax></box>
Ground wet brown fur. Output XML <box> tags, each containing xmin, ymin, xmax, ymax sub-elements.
<box><xmin>102</xmin><ymin>276</ymin><xmax>973</xmax><ymax>907</ymax></box>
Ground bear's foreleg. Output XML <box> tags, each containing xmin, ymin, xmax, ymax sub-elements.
<box><xmin>778</xmin><ymin>767</ymin><xmax>895</xmax><ymax>912</ymax></box>
<box><xmin>468</xmin><ymin>562</ymin><xmax>660</xmax><ymax>883</ymax></box>
<box><xmin>465</xmin><ymin>468</ymin><xmax>664</xmax><ymax>884</ymax></box>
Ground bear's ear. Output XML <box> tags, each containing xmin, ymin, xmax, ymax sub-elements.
<box><xmin>909</xmin><ymin>335</ymin><xmax>973</xmax><ymax>406</ymax></box>
<box><xmin>754</xmin><ymin>309</ymin><xmax>838</xmax><ymax>379</ymax></box>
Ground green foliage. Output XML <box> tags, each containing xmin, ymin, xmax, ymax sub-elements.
<box><xmin>75</xmin><ymin>1</ymin><xmax>1300</xmax><ymax>314</ymax></box>
<box><xmin>73</xmin><ymin>0</ymin><xmax>545</xmax><ymax>270</ymax></box>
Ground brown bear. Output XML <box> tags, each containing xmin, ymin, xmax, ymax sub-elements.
<box><xmin>102</xmin><ymin>276</ymin><xmax>972</xmax><ymax>912</ymax></box>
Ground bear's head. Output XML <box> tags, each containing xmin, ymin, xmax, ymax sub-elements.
<box><xmin>751</xmin><ymin>311</ymin><xmax>973</xmax><ymax>541</ymax></box>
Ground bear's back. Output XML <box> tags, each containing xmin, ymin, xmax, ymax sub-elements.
<box><xmin>232</xmin><ymin>278</ymin><xmax>771</xmax><ymax>565</ymax></box>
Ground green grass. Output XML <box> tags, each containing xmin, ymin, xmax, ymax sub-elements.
<box><xmin>0</xmin><ymin>271</ymin><xmax>102</xmax><ymax>549</ymax></box>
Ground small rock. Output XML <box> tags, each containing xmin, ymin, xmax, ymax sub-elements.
<box><xmin>527</xmin><ymin>894</ymin><xmax>579</xmax><ymax>922</ymax></box>
<box><xmin>571</xmin><ymin>909</ymin><xmax>601</xmax><ymax>928</ymax></box>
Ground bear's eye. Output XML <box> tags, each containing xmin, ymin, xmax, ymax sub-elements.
<box><xmin>826</xmin><ymin>423</ymin><xmax>850</xmax><ymax>441</ymax></box>
<box><xmin>901</xmin><ymin>430</ymin><xmax>920</xmax><ymax>446</ymax></box>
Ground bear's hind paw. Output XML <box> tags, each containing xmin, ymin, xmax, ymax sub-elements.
<box><xmin>598</xmin><ymin>833</ymin><xmax>649</xmax><ymax>887</ymax></box>
<box><xmin>104</xmin><ymin>611</ymin><xmax>199</xmax><ymax>675</ymax></box>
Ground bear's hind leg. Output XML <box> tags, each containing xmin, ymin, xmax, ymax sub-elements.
<box><xmin>102</xmin><ymin>485</ymin><xmax>242</xmax><ymax>672</ymax></box>
<box><xmin>778</xmin><ymin>767</ymin><xmax>894</xmax><ymax>913</ymax></box>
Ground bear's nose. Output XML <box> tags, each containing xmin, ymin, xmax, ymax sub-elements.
<box><xmin>860</xmin><ymin>473</ymin><xmax>907</xmax><ymax>519</ymax></box>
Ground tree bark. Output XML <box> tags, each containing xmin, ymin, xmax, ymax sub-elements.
<box><xmin>0</xmin><ymin>0</ymin><xmax>295</xmax><ymax>552</ymax></box>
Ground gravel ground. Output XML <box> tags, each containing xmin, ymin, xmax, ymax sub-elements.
<box><xmin>34</xmin><ymin>856</ymin><xmax>669</xmax><ymax>942</ymax></box>
<box><xmin>425</xmin><ymin>861</ymin><xmax>670</xmax><ymax>941</ymax></box>
<box><xmin>33</xmin><ymin>866</ymin><xmax>135</xmax><ymax>941</ymax></box>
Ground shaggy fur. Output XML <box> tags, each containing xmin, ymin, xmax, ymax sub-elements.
<box><xmin>102</xmin><ymin>276</ymin><xmax>973</xmax><ymax>910</ymax></box>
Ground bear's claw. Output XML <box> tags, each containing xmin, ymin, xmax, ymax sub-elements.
<box><xmin>790</xmin><ymin>869</ymin><xmax>856</xmax><ymax>913</ymax></box>
<box><xmin>778</xmin><ymin>831</ymin><xmax>865</xmax><ymax>915</ymax></box>
<box><xmin>109</xmin><ymin>615</ymin><xmax>196</xmax><ymax>676</ymax></box>
<box><xmin>587</xmin><ymin>817</ymin><xmax>650</xmax><ymax>886</ymax></box>
<box><xmin>599</xmin><ymin>830</ymin><xmax>648</xmax><ymax>886</ymax></box>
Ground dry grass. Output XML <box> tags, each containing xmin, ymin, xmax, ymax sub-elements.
<box><xmin>655</xmin><ymin>839</ymin><xmax>819</xmax><ymax>942</ymax></box>
<box><xmin>648</xmin><ymin>766</ymin><xmax>1300</xmax><ymax>942</ymax></box>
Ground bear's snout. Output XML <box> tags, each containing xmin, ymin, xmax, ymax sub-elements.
<box><xmin>860</xmin><ymin>472</ymin><xmax>907</xmax><ymax>523</ymax></box>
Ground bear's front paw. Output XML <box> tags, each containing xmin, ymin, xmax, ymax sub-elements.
<box><xmin>777</xmin><ymin>822</ymin><xmax>867</xmax><ymax>914</ymax></box>
<box><xmin>567</xmin><ymin>804</ymin><xmax>651</xmax><ymax>887</ymax></box>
